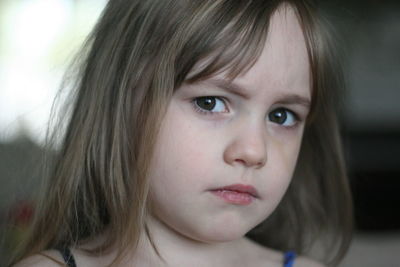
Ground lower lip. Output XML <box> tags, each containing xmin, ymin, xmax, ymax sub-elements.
<box><xmin>211</xmin><ymin>190</ymin><xmax>255</xmax><ymax>205</ymax></box>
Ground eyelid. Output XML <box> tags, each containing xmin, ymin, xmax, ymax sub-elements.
<box><xmin>274</xmin><ymin>105</ymin><xmax>306</xmax><ymax>121</ymax></box>
<box><xmin>191</xmin><ymin>96</ymin><xmax>229</xmax><ymax>115</ymax></box>
<box><xmin>268</xmin><ymin>107</ymin><xmax>302</xmax><ymax>129</ymax></box>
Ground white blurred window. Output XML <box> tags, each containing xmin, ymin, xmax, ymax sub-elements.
<box><xmin>0</xmin><ymin>0</ymin><xmax>106</xmax><ymax>144</ymax></box>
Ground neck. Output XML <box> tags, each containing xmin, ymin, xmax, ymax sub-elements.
<box><xmin>133</xmin><ymin>215</ymin><xmax>244</xmax><ymax>266</ymax></box>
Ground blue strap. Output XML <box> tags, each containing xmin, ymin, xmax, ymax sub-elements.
<box><xmin>283</xmin><ymin>251</ymin><xmax>296</xmax><ymax>267</ymax></box>
<box><xmin>56</xmin><ymin>246</ymin><xmax>77</xmax><ymax>267</ymax></box>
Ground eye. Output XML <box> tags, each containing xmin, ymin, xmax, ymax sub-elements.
<box><xmin>268</xmin><ymin>108</ymin><xmax>298</xmax><ymax>127</ymax></box>
<box><xmin>193</xmin><ymin>96</ymin><xmax>228</xmax><ymax>114</ymax></box>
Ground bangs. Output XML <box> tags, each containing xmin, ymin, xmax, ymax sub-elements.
<box><xmin>172</xmin><ymin>0</ymin><xmax>281</xmax><ymax>87</ymax></box>
<box><xmin>171</xmin><ymin>0</ymin><xmax>321</xmax><ymax>123</ymax></box>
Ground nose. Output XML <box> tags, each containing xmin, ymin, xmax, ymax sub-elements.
<box><xmin>223</xmin><ymin>124</ymin><xmax>267</xmax><ymax>169</ymax></box>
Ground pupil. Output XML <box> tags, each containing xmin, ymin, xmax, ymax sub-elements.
<box><xmin>197</xmin><ymin>97</ymin><xmax>216</xmax><ymax>110</ymax></box>
<box><xmin>270</xmin><ymin>109</ymin><xmax>287</xmax><ymax>124</ymax></box>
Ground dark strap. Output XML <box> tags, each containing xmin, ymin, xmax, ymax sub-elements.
<box><xmin>56</xmin><ymin>246</ymin><xmax>77</xmax><ymax>267</ymax></box>
<box><xmin>283</xmin><ymin>251</ymin><xmax>296</xmax><ymax>267</ymax></box>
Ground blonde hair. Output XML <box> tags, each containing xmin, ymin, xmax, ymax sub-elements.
<box><xmin>12</xmin><ymin>0</ymin><xmax>352</xmax><ymax>266</ymax></box>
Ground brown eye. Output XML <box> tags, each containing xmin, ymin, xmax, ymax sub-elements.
<box><xmin>194</xmin><ymin>96</ymin><xmax>227</xmax><ymax>113</ymax></box>
<box><xmin>268</xmin><ymin>108</ymin><xmax>297</xmax><ymax>126</ymax></box>
<box><xmin>195</xmin><ymin>97</ymin><xmax>216</xmax><ymax>111</ymax></box>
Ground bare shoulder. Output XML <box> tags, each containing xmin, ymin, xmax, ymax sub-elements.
<box><xmin>295</xmin><ymin>255</ymin><xmax>326</xmax><ymax>267</ymax></box>
<box><xmin>13</xmin><ymin>250</ymin><xmax>64</xmax><ymax>267</ymax></box>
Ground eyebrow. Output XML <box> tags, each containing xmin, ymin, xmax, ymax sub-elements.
<box><xmin>204</xmin><ymin>78</ymin><xmax>249</xmax><ymax>99</ymax></box>
<box><xmin>274</xmin><ymin>94</ymin><xmax>311</xmax><ymax>109</ymax></box>
<box><xmin>202</xmin><ymin>78</ymin><xmax>311</xmax><ymax>108</ymax></box>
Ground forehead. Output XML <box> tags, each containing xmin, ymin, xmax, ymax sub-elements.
<box><xmin>233</xmin><ymin>5</ymin><xmax>310</xmax><ymax>96</ymax></box>
<box><xmin>185</xmin><ymin>4</ymin><xmax>311</xmax><ymax>100</ymax></box>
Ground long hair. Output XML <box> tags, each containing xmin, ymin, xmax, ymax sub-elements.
<box><xmin>11</xmin><ymin>0</ymin><xmax>352</xmax><ymax>266</ymax></box>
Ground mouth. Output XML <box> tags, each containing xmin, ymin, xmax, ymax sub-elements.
<box><xmin>210</xmin><ymin>184</ymin><xmax>259</xmax><ymax>205</ymax></box>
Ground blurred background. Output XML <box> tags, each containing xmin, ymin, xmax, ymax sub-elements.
<box><xmin>0</xmin><ymin>0</ymin><xmax>399</xmax><ymax>266</ymax></box>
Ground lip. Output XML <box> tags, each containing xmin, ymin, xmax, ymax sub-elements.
<box><xmin>210</xmin><ymin>184</ymin><xmax>259</xmax><ymax>205</ymax></box>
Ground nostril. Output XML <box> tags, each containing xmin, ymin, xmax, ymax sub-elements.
<box><xmin>234</xmin><ymin>158</ymin><xmax>265</xmax><ymax>168</ymax></box>
<box><xmin>234</xmin><ymin>159</ymin><xmax>246</xmax><ymax>165</ymax></box>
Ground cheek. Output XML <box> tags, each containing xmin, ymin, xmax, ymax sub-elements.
<box><xmin>148</xmin><ymin>108</ymin><xmax>219</xmax><ymax>197</ymax></box>
<box><xmin>276</xmin><ymin>128</ymin><xmax>304</xmax><ymax>171</ymax></box>
<box><xmin>265</xmin><ymin>134</ymin><xmax>304</xmax><ymax>195</ymax></box>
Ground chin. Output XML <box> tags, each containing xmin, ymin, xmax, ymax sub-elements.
<box><xmin>189</xmin><ymin>231</ymin><xmax>245</xmax><ymax>244</ymax></box>
<box><xmin>184</xmin><ymin>221</ymin><xmax>255</xmax><ymax>244</ymax></box>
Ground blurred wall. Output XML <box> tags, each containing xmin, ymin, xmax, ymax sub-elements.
<box><xmin>321</xmin><ymin>0</ymin><xmax>400</xmax><ymax>231</ymax></box>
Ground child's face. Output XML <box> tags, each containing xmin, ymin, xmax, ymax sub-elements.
<box><xmin>148</xmin><ymin>6</ymin><xmax>311</xmax><ymax>243</ymax></box>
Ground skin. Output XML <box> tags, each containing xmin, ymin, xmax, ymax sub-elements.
<box><xmin>144</xmin><ymin>4</ymin><xmax>314</xmax><ymax>266</ymax></box>
<box><xmin>15</xmin><ymin>5</ymin><xmax>325</xmax><ymax>267</ymax></box>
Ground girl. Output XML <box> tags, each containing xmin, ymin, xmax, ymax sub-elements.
<box><xmin>12</xmin><ymin>0</ymin><xmax>353</xmax><ymax>266</ymax></box>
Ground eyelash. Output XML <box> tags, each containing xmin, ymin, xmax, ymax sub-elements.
<box><xmin>268</xmin><ymin>108</ymin><xmax>300</xmax><ymax>128</ymax></box>
<box><xmin>191</xmin><ymin>96</ymin><xmax>301</xmax><ymax>127</ymax></box>
<box><xmin>191</xmin><ymin>96</ymin><xmax>229</xmax><ymax>115</ymax></box>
